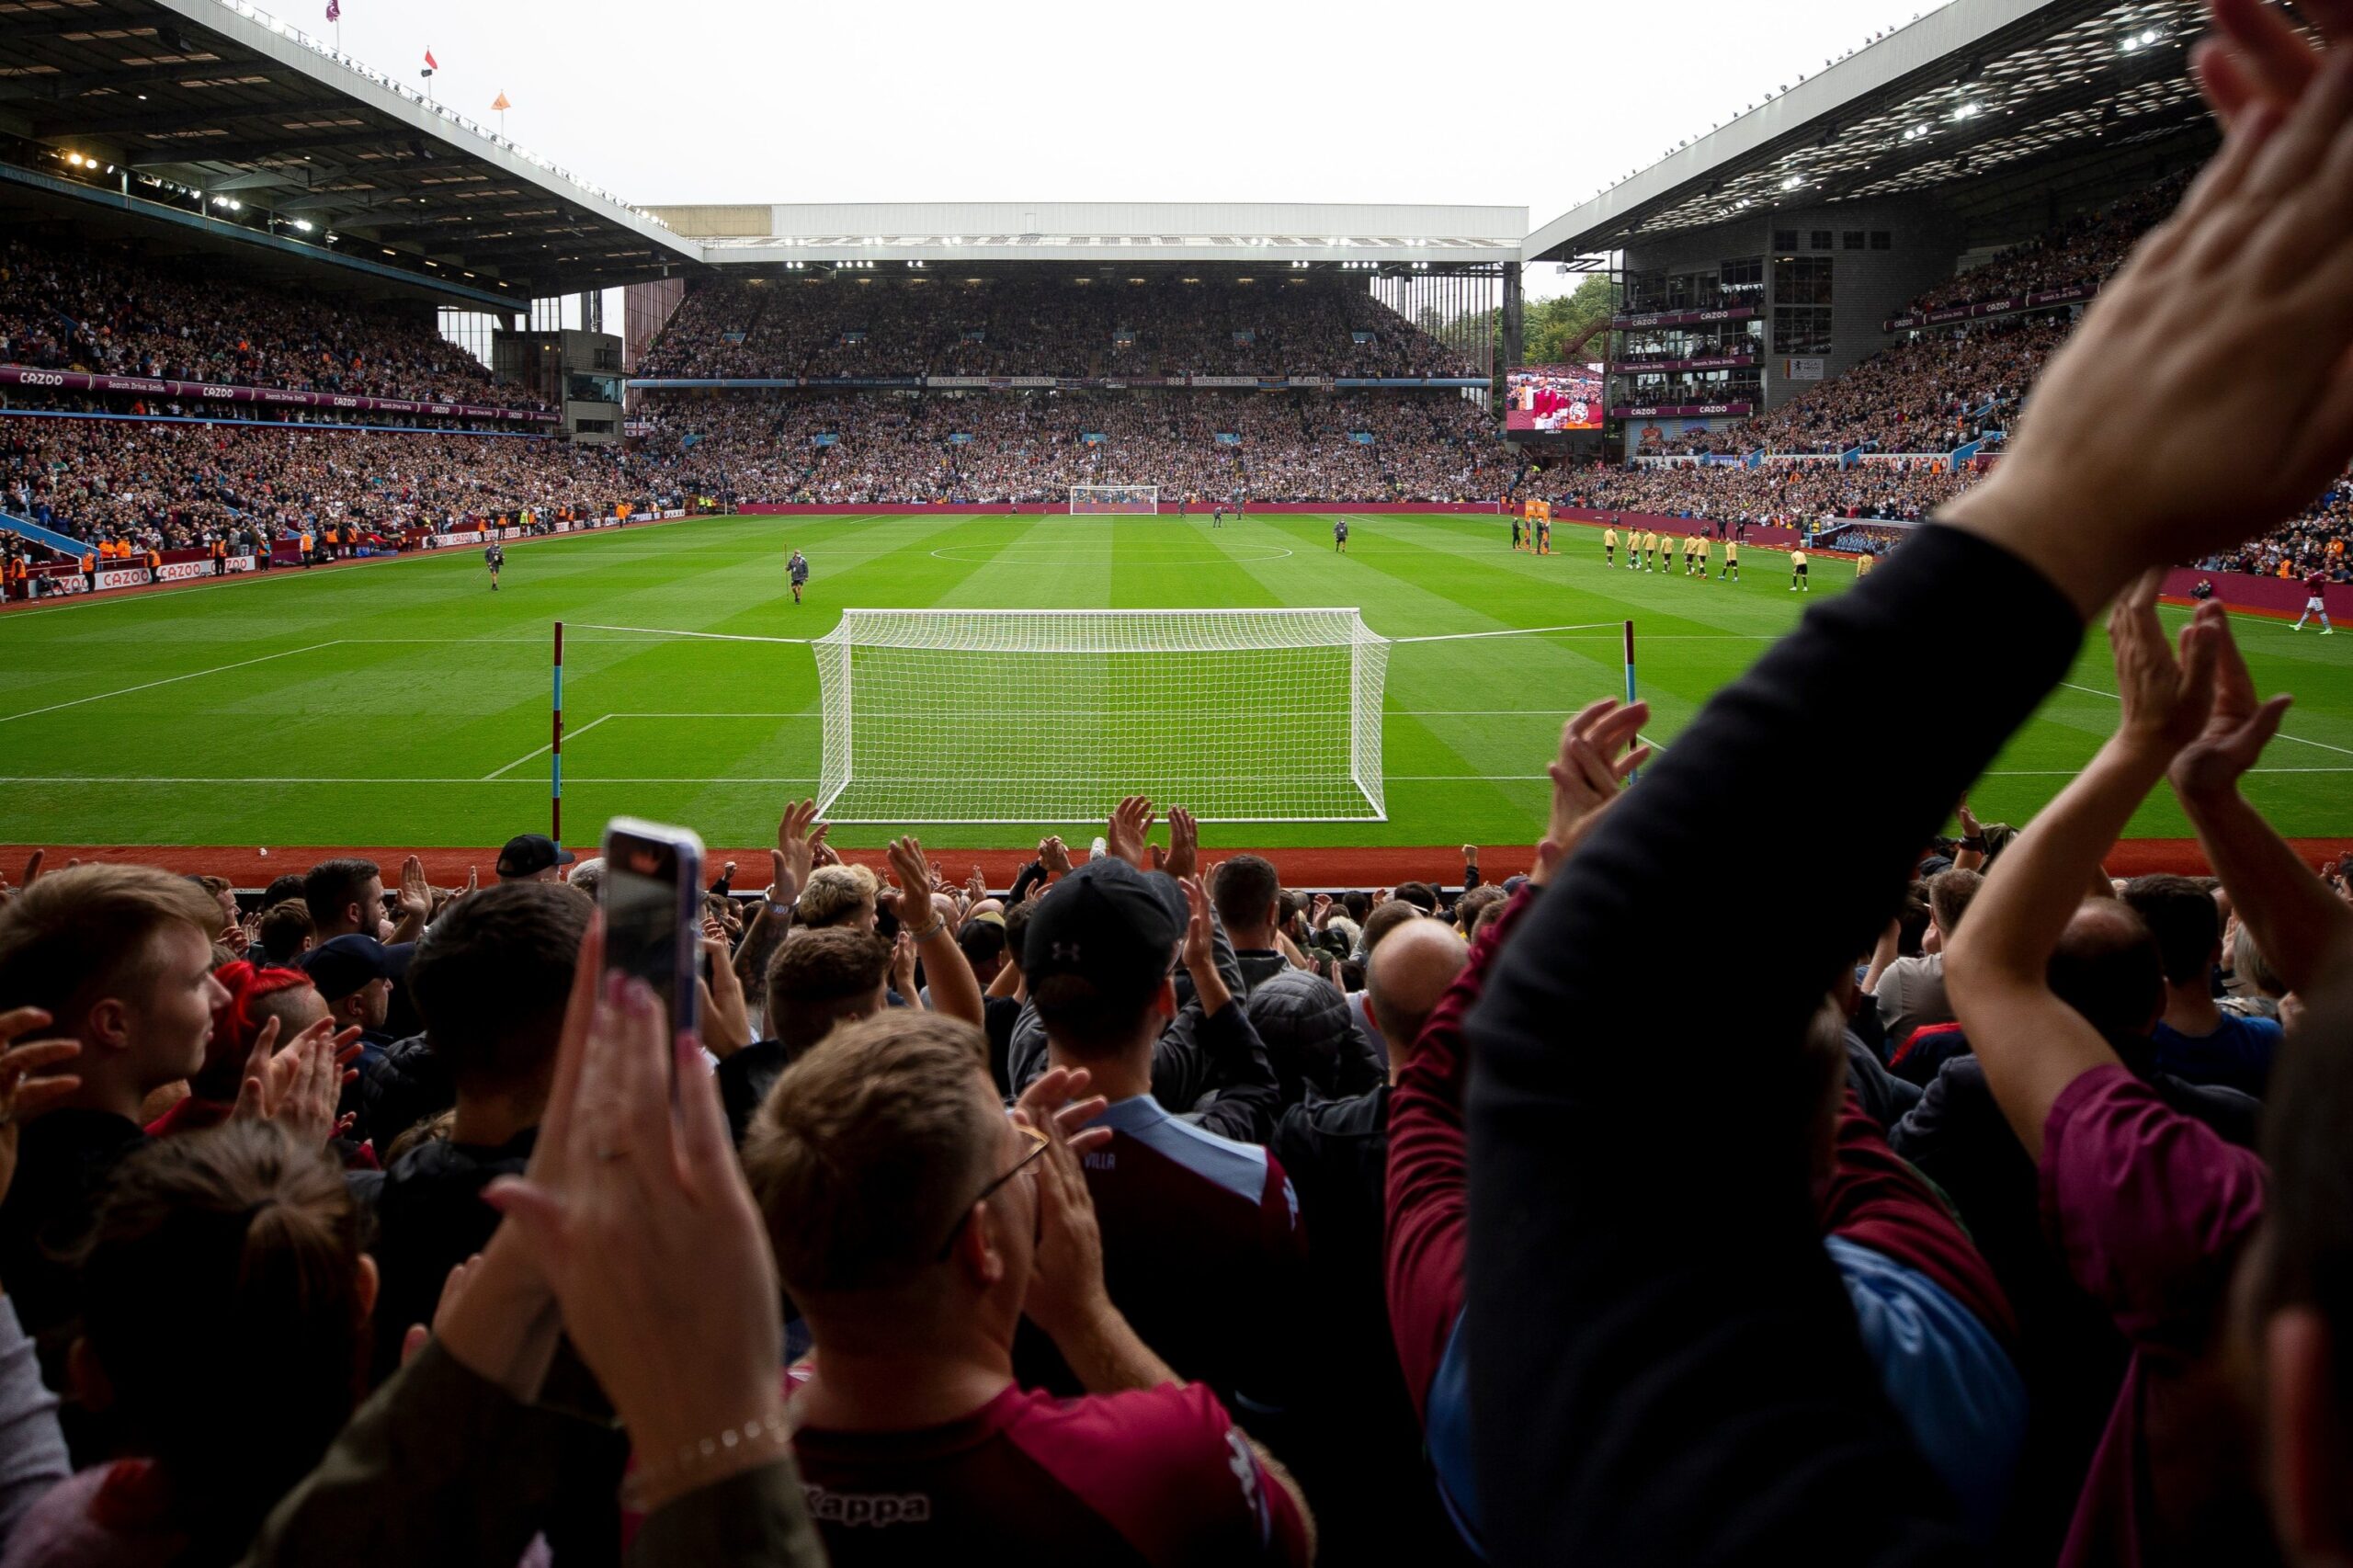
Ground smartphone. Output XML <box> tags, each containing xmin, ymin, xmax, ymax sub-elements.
<box><xmin>599</xmin><ymin>817</ymin><xmax>705</xmax><ymax>1047</ymax></box>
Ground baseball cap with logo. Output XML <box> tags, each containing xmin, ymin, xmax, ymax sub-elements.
<box><xmin>1019</xmin><ymin>858</ymin><xmax>1188</xmax><ymax>1000</ymax></box>
<box><xmin>496</xmin><ymin>834</ymin><xmax>576</xmax><ymax>881</ymax></box>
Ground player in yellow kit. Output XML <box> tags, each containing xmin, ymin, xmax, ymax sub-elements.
<box><xmin>1641</xmin><ymin>530</ymin><xmax>1659</xmax><ymax>571</ymax></box>
<box><xmin>1856</xmin><ymin>551</ymin><xmax>1874</xmax><ymax>579</ymax></box>
<box><xmin>1604</xmin><ymin>525</ymin><xmax>1618</xmax><ymax>567</ymax></box>
<box><xmin>1695</xmin><ymin>535</ymin><xmax>1711</xmax><ymax>579</ymax></box>
<box><xmin>1791</xmin><ymin>548</ymin><xmax>1810</xmax><ymax>592</ymax></box>
<box><xmin>1656</xmin><ymin>533</ymin><xmax>1676</xmax><ymax>574</ymax></box>
<box><xmin>1721</xmin><ymin>539</ymin><xmax>1739</xmax><ymax>582</ymax></box>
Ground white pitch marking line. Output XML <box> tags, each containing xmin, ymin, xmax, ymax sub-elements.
<box><xmin>0</xmin><ymin>641</ymin><xmax>338</xmax><ymax>724</ymax></box>
<box><xmin>483</xmin><ymin>712</ymin><xmax>617</xmax><ymax>780</ymax></box>
<box><xmin>2056</xmin><ymin>680</ymin><xmax>2353</xmax><ymax>757</ymax></box>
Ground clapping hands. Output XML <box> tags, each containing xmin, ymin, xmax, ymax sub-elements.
<box><xmin>1531</xmin><ymin>698</ymin><xmax>1652</xmax><ymax>885</ymax></box>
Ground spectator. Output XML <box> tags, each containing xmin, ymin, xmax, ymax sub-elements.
<box><xmin>1869</xmin><ymin>867</ymin><xmax>1981</xmax><ymax>1053</ymax></box>
<box><xmin>494</xmin><ymin>835</ymin><xmax>574</xmax><ymax>885</ymax></box>
<box><xmin>301</xmin><ymin>859</ymin><xmax>382</xmax><ymax>945</ymax></box>
<box><xmin>717</xmin><ymin>926</ymin><xmax>894</xmax><ymax>1142</ymax></box>
<box><xmin>248</xmin><ymin>900</ymin><xmax>315</xmax><ymax>969</ymax></box>
<box><xmin>146</xmin><ymin>962</ymin><xmax>324</xmax><ymax>1141</ymax></box>
<box><xmin>1211</xmin><ymin>853</ymin><xmax>1381</xmax><ymax>1106</ymax></box>
<box><xmin>368</xmin><ymin>881</ymin><xmax>589</xmax><ymax>1378</ymax></box>
<box><xmin>2122</xmin><ymin>872</ymin><xmax>2285</xmax><ymax>1096</ymax></box>
<box><xmin>1016</xmin><ymin>856</ymin><xmax>1301</xmax><ymax>1420</ymax></box>
<box><xmin>793</xmin><ymin>865</ymin><xmax>878</xmax><ymax>931</ymax></box>
<box><xmin>0</xmin><ymin>867</ymin><xmax>231</xmax><ymax>1339</ymax></box>
<box><xmin>741</xmin><ymin>1010</ymin><xmax>1313</xmax><ymax>1563</ymax></box>
<box><xmin>1345</xmin><ymin>897</ymin><xmax>1430</xmax><ymax>1062</ymax></box>
<box><xmin>6</xmin><ymin>1123</ymin><xmax>370</xmax><ymax>1565</ymax></box>
<box><xmin>298</xmin><ymin>934</ymin><xmax>408</xmax><ymax>1068</ymax></box>
<box><xmin>1273</xmin><ymin>915</ymin><xmax>1471</xmax><ymax>1564</ymax></box>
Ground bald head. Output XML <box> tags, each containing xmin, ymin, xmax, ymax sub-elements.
<box><xmin>2050</xmin><ymin>898</ymin><xmax>2164</xmax><ymax>1041</ymax></box>
<box><xmin>1368</xmin><ymin>919</ymin><xmax>1469</xmax><ymax>1063</ymax></box>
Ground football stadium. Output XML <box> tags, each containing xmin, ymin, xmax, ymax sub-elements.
<box><xmin>6</xmin><ymin>0</ymin><xmax>2353</xmax><ymax>1561</ymax></box>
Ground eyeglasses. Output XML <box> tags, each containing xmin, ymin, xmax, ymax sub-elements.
<box><xmin>932</xmin><ymin>1121</ymin><xmax>1049</xmax><ymax>1261</ymax></box>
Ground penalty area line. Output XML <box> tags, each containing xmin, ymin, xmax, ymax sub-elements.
<box><xmin>2057</xmin><ymin>681</ymin><xmax>2353</xmax><ymax>758</ymax></box>
<box><xmin>0</xmin><ymin>642</ymin><xmax>340</xmax><ymax>725</ymax></box>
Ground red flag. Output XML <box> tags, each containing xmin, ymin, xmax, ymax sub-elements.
<box><xmin>422</xmin><ymin>48</ymin><xmax>438</xmax><ymax>74</ymax></box>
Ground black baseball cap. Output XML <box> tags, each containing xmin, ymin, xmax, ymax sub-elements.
<box><xmin>496</xmin><ymin>834</ymin><xmax>575</xmax><ymax>880</ymax></box>
<box><xmin>1020</xmin><ymin>858</ymin><xmax>1187</xmax><ymax>997</ymax></box>
<box><xmin>301</xmin><ymin>934</ymin><xmax>415</xmax><ymax>1004</ymax></box>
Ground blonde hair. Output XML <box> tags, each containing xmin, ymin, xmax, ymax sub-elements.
<box><xmin>795</xmin><ymin>863</ymin><xmax>880</xmax><ymax>928</ymax></box>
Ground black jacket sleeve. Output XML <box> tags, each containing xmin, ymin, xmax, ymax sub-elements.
<box><xmin>1184</xmin><ymin>1000</ymin><xmax>1282</xmax><ymax>1146</ymax></box>
<box><xmin>1462</xmin><ymin>526</ymin><xmax>2081</xmax><ymax>1566</ymax></box>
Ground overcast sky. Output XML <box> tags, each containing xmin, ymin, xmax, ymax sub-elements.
<box><xmin>317</xmin><ymin>0</ymin><xmax>1950</xmax><ymax>299</ymax></box>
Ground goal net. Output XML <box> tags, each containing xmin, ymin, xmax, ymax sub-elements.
<box><xmin>813</xmin><ymin>608</ymin><xmax>1389</xmax><ymax>823</ymax></box>
<box><xmin>1069</xmin><ymin>483</ymin><xmax>1159</xmax><ymax>516</ymax></box>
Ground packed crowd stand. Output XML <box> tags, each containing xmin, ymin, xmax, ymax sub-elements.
<box><xmin>1901</xmin><ymin>170</ymin><xmax>2198</xmax><ymax>315</ymax></box>
<box><xmin>1633</xmin><ymin>172</ymin><xmax>2201</xmax><ymax>466</ymax></box>
<box><xmin>0</xmin><ymin>416</ymin><xmax>681</xmax><ymax>571</ymax></box>
<box><xmin>5</xmin><ymin>24</ymin><xmax>2353</xmax><ymax>1563</ymax></box>
<box><xmin>636</xmin><ymin>389</ymin><xmax>1507</xmax><ymax>506</ymax></box>
<box><xmin>0</xmin><ymin>237</ymin><xmax>533</xmax><ymax>413</ymax></box>
<box><xmin>636</xmin><ymin>276</ymin><xmax>1479</xmax><ymax>381</ymax></box>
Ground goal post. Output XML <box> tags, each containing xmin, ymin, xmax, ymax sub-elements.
<box><xmin>1069</xmin><ymin>483</ymin><xmax>1159</xmax><ymax>516</ymax></box>
<box><xmin>813</xmin><ymin>608</ymin><xmax>1388</xmax><ymax>823</ymax></box>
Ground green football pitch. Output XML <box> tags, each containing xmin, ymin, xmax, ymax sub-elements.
<box><xmin>2</xmin><ymin>511</ymin><xmax>2348</xmax><ymax>854</ymax></box>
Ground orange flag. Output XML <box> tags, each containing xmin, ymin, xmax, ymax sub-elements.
<box><xmin>491</xmin><ymin>91</ymin><xmax>512</xmax><ymax>112</ymax></box>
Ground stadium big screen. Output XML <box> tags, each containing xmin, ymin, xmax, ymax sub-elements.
<box><xmin>1505</xmin><ymin>363</ymin><xmax>1604</xmax><ymax>435</ymax></box>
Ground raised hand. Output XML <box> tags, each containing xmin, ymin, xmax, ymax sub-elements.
<box><xmin>889</xmin><ymin>928</ymin><xmax>919</xmax><ymax>1003</ymax></box>
<box><xmin>485</xmin><ymin>967</ymin><xmax>786</xmax><ymax>1515</ymax></box>
<box><xmin>884</xmin><ymin>836</ymin><xmax>941</xmax><ymax>930</ymax></box>
<box><xmin>2170</xmin><ymin>603</ymin><xmax>2295</xmax><ymax>802</ymax></box>
<box><xmin>396</xmin><ymin>855</ymin><xmax>432</xmax><ymax>922</ymax></box>
<box><xmin>697</xmin><ymin>937</ymin><xmax>756</xmax><ymax>1058</ymax></box>
<box><xmin>2110</xmin><ymin>572</ymin><xmax>2222</xmax><ymax>756</ymax></box>
<box><xmin>1532</xmin><ymin>697</ymin><xmax>1653</xmax><ymax>885</ymax></box>
<box><xmin>1013</xmin><ymin>1066</ymin><xmax>1117</xmax><ymax>1344</ymax></box>
<box><xmin>966</xmin><ymin>865</ymin><xmax>989</xmax><ymax>905</ymax></box>
<box><xmin>0</xmin><ymin>1009</ymin><xmax>79</xmax><ymax>1206</ymax></box>
<box><xmin>776</xmin><ymin>798</ymin><xmax>825</xmax><ymax>888</ymax></box>
<box><xmin>234</xmin><ymin>1016</ymin><xmax>361</xmax><ymax>1144</ymax></box>
<box><xmin>1151</xmin><ymin>805</ymin><xmax>1199</xmax><ymax>880</ymax></box>
<box><xmin>1106</xmin><ymin>795</ymin><xmax>1155</xmax><ymax>871</ymax></box>
<box><xmin>1175</xmin><ymin>873</ymin><xmax>1230</xmax><ymax>1016</ymax></box>
<box><xmin>1038</xmin><ymin>835</ymin><xmax>1073</xmax><ymax>876</ymax></box>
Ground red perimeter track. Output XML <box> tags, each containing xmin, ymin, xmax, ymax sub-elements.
<box><xmin>7</xmin><ymin>841</ymin><xmax>2347</xmax><ymax>892</ymax></box>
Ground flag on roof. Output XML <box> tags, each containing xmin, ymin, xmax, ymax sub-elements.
<box><xmin>324</xmin><ymin>0</ymin><xmax>339</xmax><ymax>21</ymax></box>
<box><xmin>491</xmin><ymin>91</ymin><xmax>512</xmax><ymax>112</ymax></box>
<box><xmin>422</xmin><ymin>48</ymin><xmax>438</xmax><ymax>75</ymax></box>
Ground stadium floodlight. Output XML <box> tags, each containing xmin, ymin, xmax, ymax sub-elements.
<box><xmin>812</xmin><ymin>609</ymin><xmax>1391</xmax><ymax>824</ymax></box>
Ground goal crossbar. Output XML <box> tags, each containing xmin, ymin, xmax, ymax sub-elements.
<box><xmin>813</xmin><ymin>608</ymin><xmax>1387</xmax><ymax>823</ymax></box>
